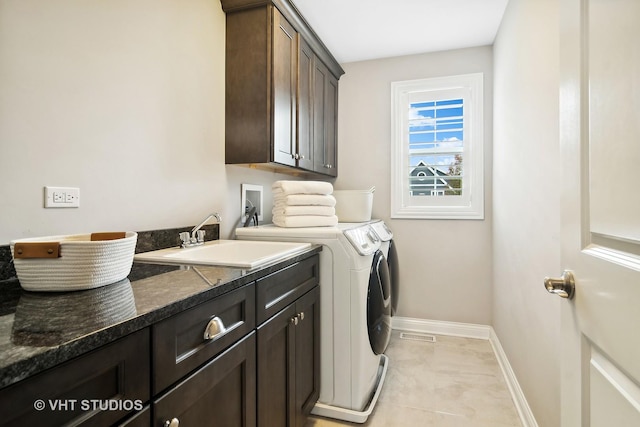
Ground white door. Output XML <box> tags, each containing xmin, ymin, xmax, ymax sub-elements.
<box><xmin>558</xmin><ymin>0</ymin><xmax>640</xmax><ymax>425</ymax></box>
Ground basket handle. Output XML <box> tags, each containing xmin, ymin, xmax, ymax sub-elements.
<box><xmin>14</xmin><ymin>242</ymin><xmax>61</xmax><ymax>259</ymax></box>
<box><xmin>91</xmin><ymin>232</ymin><xmax>126</xmax><ymax>241</ymax></box>
<box><xmin>13</xmin><ymin>232</ymin><xmax>127</xmax><ymax>259</ymax></box>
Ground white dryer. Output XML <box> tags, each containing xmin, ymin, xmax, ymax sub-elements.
<box><xmin>369</xmin><ymin>220</ymin><xmax>399</xmax><ymax>316</ymax></box>
<box><xmin>236</xmin><ymin>223</ymin><xmax>391</xmax><ymax>423</ymax></box>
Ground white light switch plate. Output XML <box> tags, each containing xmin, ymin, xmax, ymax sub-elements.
<box><xmin>44</xmin><ymin>186</ymin><xmax>80</xmax><ymax>208</ymax></box>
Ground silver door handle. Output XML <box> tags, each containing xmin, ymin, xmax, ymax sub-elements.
<box><xmin>544</xmin><ymin>270</ymin><xmax>575</xmax><ymax>299</ymax></box>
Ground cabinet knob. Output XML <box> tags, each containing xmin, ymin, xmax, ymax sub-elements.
<box><xmin>290</xmin><ymin>315</ymin><xmax>299</xmax><ymax>326</ymax></box>
<box><xmin>323</xmin><ymin>164</ymin><xmax>333</xmax><ymax>169</ymax></box>
<box><xmin>299</xmin><ymin>311</ymin><xmax>305</xmax><ymax>321</ymax></box>
<box><xmin>164</xmin><ymin>418</ymin><xmax>179</xmax><ymax>427</ymax></box>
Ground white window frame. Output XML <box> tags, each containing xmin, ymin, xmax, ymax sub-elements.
<box><xmin>390</xmin><ymin>73</ymin><xmax>484</xmax><ymax>220</ymax></box>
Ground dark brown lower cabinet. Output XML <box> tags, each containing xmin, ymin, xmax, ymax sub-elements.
<box><xmin>257</xmin><ymin>286</ymin><xmax>319</xmax><ymax>427</ymax></box>
<box><xmin>0</xmin><ymin>329</ymin><xmax>150</xmax><ymax>427</ymax></box>
<box><xmin>154</xmin><ymin>332</ymin><xmax>257</xmax><ymax>427</ymax></box>
<box><xmin>2</xmin><ymin>254</ymin><xmax>320</xmax><ymax>427</ymax></box>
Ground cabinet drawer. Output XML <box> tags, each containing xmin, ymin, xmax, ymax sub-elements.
<box><xmin>152</xmin><ymin>284</ymin><xmax>255</xmax><ymax>394</ymax></box>
<box><xmin>0</xmin><ymin>329</ymin><xmax>150</xmax><ymax>427</ymax></box>
<box><xmin>154</xmin><ymin>332</ymin><xmax>256</xmax><ymax>427</ymax></box>
<box><xmin>256</xmin><ymin>255</ymin><xmax>318</xmax><ymax>325</ymax></box>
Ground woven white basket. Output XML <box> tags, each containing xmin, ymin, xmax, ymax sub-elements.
<box><xmin>10</xmin><ymin>232</ymin><xmax>137</xmax><ymax>292</ymax></box>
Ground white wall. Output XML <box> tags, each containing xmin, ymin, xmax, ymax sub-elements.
<box><xmin>0</xmin><ymin>2</ymin><xmax>563</xmax><ymax>423</ymax></box>
<box><xmin>0</xmin><ymin>0</ymin><xmax>292</xmax><ymax>244</ymax></box>
<box><xmin>1</xmin><ymin>2</ymin><xmax>495</xmax><ymax>327</ymax></box>
<box><xmin>492</xmin><ymin>0</ymin><xmax>562</xmax><ymax>426</ymax></box>
<box><xmin>336</xmin><ymin>47</ymin><xmax>494</xmax><ymax>324</ymax></box>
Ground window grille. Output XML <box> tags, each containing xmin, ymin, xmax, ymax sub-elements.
<box><xmin>391</xmin><ymin>73</ymin><xmax>484</xmax><ymax>219</ymax></box>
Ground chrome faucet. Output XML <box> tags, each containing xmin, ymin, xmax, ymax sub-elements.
<box><xmin>180</xmin><ymin>213</ymin><xmax>222</xmax><ymax>248</ymax></box>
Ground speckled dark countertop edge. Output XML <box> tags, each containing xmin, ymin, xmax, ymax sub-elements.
<box><xmin>0</xmin><ymin>245</ymin><xmax>322</xmax><ymax>390</ymax></box>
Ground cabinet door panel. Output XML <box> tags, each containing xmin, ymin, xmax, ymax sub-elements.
<box><xmin>224</xmin><ymin>7</ymin><xmax>271</xmax><ymax>164</ymax></box>
<box><xmin>312</xmin><ymin>59</ymin><xmax>337</xmax><ymax>176</ymax></box>
<box><xmin>295</xmin><ymin>287</ymin><xmax>320</xmax><ymax>426</ymax></box>
<box><xmin>324</xmin><ymin>73</ymin><xmax>339</xmax><ymax>177</ymax></box>
<box><xmin>312</xmin><ymin>61</ymin><xmax>327</xmax><ymax>173</ymax></box>
<box><xmin>154</xmin><ymin>332</ymin><xmax>256</xmax><ymax>427</ymax></box>
<box><xmin>257</xmin><ymin>304</ymin><xmax>296</xmax><ymax>426</ymax></box>
<box><xmin>297</xmin><ymin>38</ymin><xmax>314</xmax><ymax>171</ymax></box>
<box><xmin>273</xmin><ymin>10</ymin><xmax>297</xmax><ymax>167</ymax></box>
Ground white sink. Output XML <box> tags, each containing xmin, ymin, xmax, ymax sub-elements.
<box><xmin>134</xmin><ymin>240</ymin><xmax>312</xmax><ymax>269</ymax></box>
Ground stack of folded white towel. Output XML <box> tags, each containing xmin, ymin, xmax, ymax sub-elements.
<box><xmin>272</xmin><ymin>180</ymin><xmax>338</xmax><ymax>228</ymax></box>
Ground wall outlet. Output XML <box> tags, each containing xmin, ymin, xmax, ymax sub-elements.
<box><xmin>44</xmin><ymin>186</ymin><xmax>80</xmax><ymax>208</ymax></box>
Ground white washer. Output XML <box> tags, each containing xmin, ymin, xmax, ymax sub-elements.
<box><xmin>236</xmin><ymin>223</ymin><xmax>390</xmax><ymax>423</ymax></box>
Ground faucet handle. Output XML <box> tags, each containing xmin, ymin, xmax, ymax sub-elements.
<box><xmin>179</xmin><ymin>232</ymin><xmax>190</xmax><ymax>246</ymax></box>
<box><xmin>196</xmin><ymin>230</ymin><xmax>206</xmax><ymax>243</ymax></box>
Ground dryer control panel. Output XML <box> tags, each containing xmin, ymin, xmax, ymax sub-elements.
<box><xmin>369</xmin><ymin>220</ymin><xmax>393</xmax><ymax>242</ymax></box>
<box><xmin>343</xmin><ymin>225</ymin><xmax>380</xmax><ymax>256</ymax></box>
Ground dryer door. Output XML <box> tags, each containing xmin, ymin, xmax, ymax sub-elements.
<box><xmin>367</xmin><ymin>250</ymin><xmax>392</xmax><ymax>355</ymax></box>
<box><xmin>387</xmin><ymin>239</ymin><xmax>399</xmax><ymax>316</ymax></box>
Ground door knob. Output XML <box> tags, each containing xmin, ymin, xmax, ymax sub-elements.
<box><xmin>544</xmin><ymin>270</ymin><xmax>575</xmax><ymax>299</ymax></box>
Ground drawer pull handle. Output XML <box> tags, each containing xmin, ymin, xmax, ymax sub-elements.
<box><xmin>164</xmin><ymin>418</ymin><xmax>179</xmax><ymax>427</ymax></box>
<box><xmin>204</xmin><ymin>316</ymin><xmax>227</xmax><ymax>340</ymax></box>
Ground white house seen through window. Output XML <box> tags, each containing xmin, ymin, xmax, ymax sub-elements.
<box><xmin>390</xmin><ymin>73</ymin><xmax>484</xmax><ymax>219</ymax></box>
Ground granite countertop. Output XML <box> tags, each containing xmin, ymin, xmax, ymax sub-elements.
<box><xmin>0</xmin><ymin>245</ymin><xmax>321</xmax><ymax>390</ymax></box>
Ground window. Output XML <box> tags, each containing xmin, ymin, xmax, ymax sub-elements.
<box><xmin>390</xmin><ymin>73</ymin><xmax>484</xmax><ymax>219</ymax></box>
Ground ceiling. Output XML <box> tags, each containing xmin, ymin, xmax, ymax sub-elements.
<box><xmin>290</xmin><ymin>0</ymin><xmax>509</xmax><ymax>64</ymax></box>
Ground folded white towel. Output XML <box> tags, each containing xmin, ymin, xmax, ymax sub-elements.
<box><xmin>272</xmin><ymin>180</ymin><xmax>333</xmax><ymax>195</ymax></box>
<box><xmin>273</xmin><ymin>194</ymin><xmax>337</xmax><ymax>207</ymax></box>
<box><xmin>272</xmin><ymin>205</ymin><xmax>336</xmax><ymax>217</ymax></box>
<box><xmin>273</xmin><ymin>215</ymin><xmax>339</xmax><ymax>228</ymax></box>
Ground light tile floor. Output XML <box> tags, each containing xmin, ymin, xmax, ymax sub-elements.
<box><xmin>305</xmin><ymin>331</ymin><xmax>523</xmax><ymax>427</ymax></box>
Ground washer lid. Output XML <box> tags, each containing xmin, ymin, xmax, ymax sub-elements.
<box><xmin>236</xmin><ymin>224</ymin><xmax>342</xmax><ymax>239</ymax></box>
<box><xmin>343</xmin><ymin>225</ymin><xmax>380</xmax><ymax>256</ymax></box>
<box><xmin>369</xmin><ymin>221</ymin><xmax>393</xmax><ymax>241</ymax></box>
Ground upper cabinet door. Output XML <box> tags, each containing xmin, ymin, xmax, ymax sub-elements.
<box><xmin>297</xmin><ymin>38</ymin><xmax>314</xmax><ymax>172</ymax></box>
<box><xmin>313</xmin><ymin>59</ymin><xmax>338</xmax><ymax>177</ymax></box>
<box><xmin>272</xmin><ymin>11</ymin><xmax>297</xmax><ymax>167</ymax></box>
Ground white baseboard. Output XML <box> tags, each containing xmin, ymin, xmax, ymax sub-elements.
<box><xmin>489</xmin><ymin>328</ymin><xmax>539</xmax><ymax>427</ymax></box>
<box><xmin>392</xmin><ymin>317</ymin><xmax>538</xmax><ymax>427</ymax></box>
<box><xmin>392</xmin><ymin>316</ymin><xmax>491</xmax><ymax>339</ymax></box>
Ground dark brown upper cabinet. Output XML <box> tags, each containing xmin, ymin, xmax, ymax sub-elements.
<box><xmin>221</xmin><ymin>0</ymin><xmax>344</xmax><ymax>177</ymax></box>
